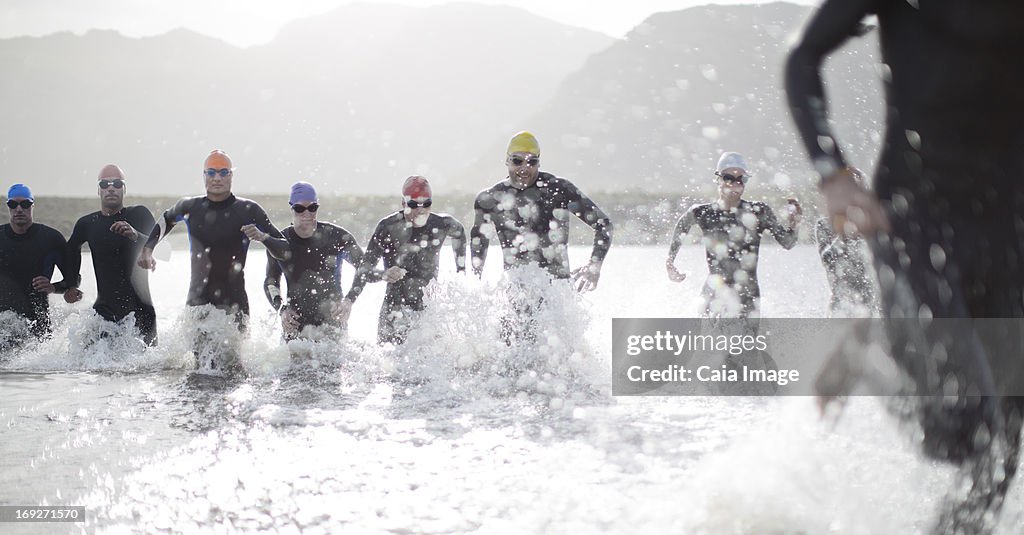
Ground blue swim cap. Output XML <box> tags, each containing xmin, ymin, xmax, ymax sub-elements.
<box><xmin>7</xmin><ymin>183</ymin><xmax>33</xmax><ymax>201</ymax></box>
<box><xmin>289</xmin><ymin>181</ymin><xmax>318</xmax><ymax>205</ymax></box>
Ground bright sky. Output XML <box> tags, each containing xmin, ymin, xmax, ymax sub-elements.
<box><xmin>1</xmin><ymin>0</ymin><xmax>818</xmax><ymax>47</ymax></box>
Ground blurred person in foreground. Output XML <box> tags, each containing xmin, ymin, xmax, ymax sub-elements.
<box><xmin>787</xmin><ymin>2</ymin><xmax>1024</xmax><ymax>532</ymax></box>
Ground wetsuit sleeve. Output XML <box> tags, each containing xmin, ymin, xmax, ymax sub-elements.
<box><xmin>49</xmin><ymin>231</ymin><xmax>72</xmax><ymax>292</ymax></box>
<box><xmin>64</xmin><ymin>217</ymin><xmax>87</xmax><ymax>289</ymax></box>
<box><xmin>564</xmin><ymin>183</ymin><xmax>613</xmax><ymax>265</ymax></box>
<box><xmin>145</xmin><ymin>197</ymin><xmax>191</xmax><ymax>249</ymax></box>
<box><xmin>263</xmin><ymin>250</ymin><xmax>284</xmax><ymax>310</ymax></box>
<box><xmin>785</xmin><ymin>0</ymin><xmax>878</xmax><ymax>181</ymax></box>
<box><xmin>251</xmin><ymin>201</ymin><xmax>288</xmax><ymax>252</ymax></box>
<box><xmin>339</xmin><ymin>229</ymin><xmax>382</xmax><ymax>283</ymax></box>
<box><xmin>345</xmin><ymin>224</ymin><xmax>386</xmax><ymax>303</ymax></box>
<box><xmin>445</xmin><ymin>216</ymin><xmax>468</xmax><ymax>273</ymax></box>
<box><xmin>760</xmin><ymin>204</ymin><xmax>799</xmax><ymax>249</ymax></box>
<box><xmin>668</xmin><ymin>206</ymin><xmax>698</xmax><ymax>262</ymax></box>
<box><xmin>469</xmin><ymin>192</ymin><xmax>490</xmax><ymax>276</ymax></box>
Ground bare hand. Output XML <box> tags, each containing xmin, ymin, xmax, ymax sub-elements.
<box><xmin>785</xmin><ymin>198</ymin><xmax>803</xmax><ymax>228</ymax></box>
<box><xmin>333</xmin><ymin>299</ymin><xmax>354</xmax><ymax>327</ymax></box>
<box><xmin>571</xmin><ymin>263</ymin><xmax>601</xmax><ymax>293</ymax></box>
<box><xmin>241</xmin><ymin>224</ymin><xmax>268</xmax><ymax>242</ymax></box>
<box><xmin>63</xmin><ymin>288</ymin><xmax>84</xmax><ymax>303</ymax></box>
<box><xmin>820</xmin><ymin>169</ymin><xmax>890</xmax><ymax>237</ymax></box>
<box><xmin>383</xmin><ymin>266</ymin><xmax>407</xmax><ymax>283</ymax></box>
<box><xmin>666</xmin><ymin>261</ymin><xmax>687</xmax><ymax>283</ymax></box>
<box><xmin>31</xmin><ymin>276</ymin><xmax>55</xmax><ymax>294</ymax></box>
<box><xmin>280</xmin><ymin>307</ymin><xmax>300</xmax><ymax>336</ymax></box>
<box><xmin>137</xmin><ymin>248</ymin><xmax>157</xmax><ymax>271</ymax></box>
<box><xmin>109</xmin><ymin>221</ymin><xmax>139</xmax><ymax>241</ymax></box>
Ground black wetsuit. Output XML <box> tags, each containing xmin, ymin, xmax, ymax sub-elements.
<box><xmin>66</xmin><ymin>206</ymin><xmax>158</xmax><ymax>345</ymax></box>
<box><xmin>145</xmin><ymin>194</ymin><xmax>282</xmax><ymax>325</ymax></box>
<box><xmin>469</xmin><ymin>172</ymin><xmax>613</xmax><ymax>278</ymax></box>
<box><xmin>348</xmin><ymin>212</ymin><xmax>466</xmax><ymax>344</ymax></box>
<box><xmin>814</xmin><ymin>217</ymin><xmax>876</xmax><ymax>316</ymax></box>
<box><xmin>787</xmin><ymin>2</ymin><xmax>1024</xmax><ymax>531</ymax></box>
<box><xmin>668</xmin><ymin>201</ymin><xmax>797</xmax><ymax>317</ymax></box>
<box><xmin>263</xmin><ymin>222</ymin><xmax>366</xmax><ymax>336</ymax></box>
<box><xmin>0</xmin><ymin>223</ymin><xmax>71</xmax><ymax>338</ymax></box>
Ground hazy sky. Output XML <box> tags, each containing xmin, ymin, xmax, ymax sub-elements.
<box><xmin>1</xmin><ymin>0</ymin><xmax>818</xmax><ymax>47</ymax></box>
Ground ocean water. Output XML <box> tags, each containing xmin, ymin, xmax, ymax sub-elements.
<box><xmin>1</xmin><ymin>244</ymin><xmax>1021</xmax><ymax>534</ymax></box>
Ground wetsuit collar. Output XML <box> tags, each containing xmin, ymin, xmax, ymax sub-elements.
<box><xmin>206</xmin><ymin>193</ymin><xmax>236</xmax><ymax>206</ymax></box>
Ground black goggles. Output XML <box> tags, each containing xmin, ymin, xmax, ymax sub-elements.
<box><xmin>716</xmin><ymin>172</ymin><xmax>747</xmax><ymax>184</ymax></box>
<box><xmin>98</xmin><ymin>179</ymin><xmax>125</xmax><ymax>189</ymax></box>
<box><xmin>291</xmin><ymin>203</ymin><xmax>320</xmax><ymax>213</ymax></box>
<box><xmin>406</xmin><ymin>199</ymin><xmax>432</xmax><ymax>209</ymax></box>
<box><xmin>205</xmin><ymin>168</ymin><xmax>232</xmax><ymax>178</ymax></box>
<box><xmin>7</xmin><ymin>199</ymin><xmax>33</xmax><ymax>209</ymax></box>
<box><xmin>509</xmin><ymin>156</ymin><xmax>540</xmax><ymax>167</ymax></box>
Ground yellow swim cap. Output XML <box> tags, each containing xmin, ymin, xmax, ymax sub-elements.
<box><xmin>507</xmin><ymin>131</ymin><xmax>540</xmax><ymax>156</ymax></box>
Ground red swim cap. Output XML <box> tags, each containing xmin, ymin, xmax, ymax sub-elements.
<box><xmin>402</xmin><ymin>176</ymin><xmax>432</xmax><ymax>199</ymax></box>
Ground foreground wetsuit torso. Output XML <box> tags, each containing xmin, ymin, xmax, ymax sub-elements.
<box><xmin>264</xmin><ymin>222</ymin><xmax>364</xmax><ymax>329</ymax></box>
<box><xmin>470</xmin><ymin>172</ymin><xmax>613</xmax><ymax>278</ymax></box>
<box><xmin>0</xmin><ymin>223</ymin><xmax>70</xmax><ymax>337</ymax></box>
<box><xmin>669</xmin><ymin>200</ymin><xmax>797</xmax><ymax>316</ymax></box>
<box><xmin>67</xmin><ymin>206</ymin><xmax>157</xmax><ymax>344</ymax></box>
<box><xmin>349</xmin><ymin>212</ymin><xmax>466</xmax><ymax>344</ymax></box>
<box><xmin>787</xmin><ymin>2</ymin><xmax>1024</xmax><ymax>530</ymax></box>
<box><xmin>146</xmin><ymin>194</ymin><xmax>282</xmax><ymax>319</ymax></box>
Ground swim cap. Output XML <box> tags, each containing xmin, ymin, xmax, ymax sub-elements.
<box><xmin>7</xmin><ymin>183</ymin><xmax>33</xmax><ymax>201</ymax></box>
<box><xmin>716</xmin><ymin>152</ymin><xmax>748</xmax><ymax>174</ymax></box>
<box><xmin>507</xmin><ymin>131</ymin><xmax>540</xmax><ymax>156</ymax></box>
<box><xmin>204</xmin><ymin>150</ymin><xmax>233</xmax><ymax>170</ymax></box>
<box><xmin>98</xmin><ymin>164</ymin><xmax>126</xmax><ymax>180</ymax></box>
<box><xmin>289</xmin><ymin>181</ymin><xmax>318</xmax><ymax>205</ymax></box>
<box><xmin>402</xmin><ymin>176</ymin><xmax>432</xmax><ymax>200</ymax></box>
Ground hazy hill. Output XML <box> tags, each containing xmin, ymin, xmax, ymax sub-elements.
<box><xmin>0</xmin><ymin>3</ymin><xmax>614</xmax><ymax>197</ymax></box>
<box><xmin>470</xmin><ymin>2</ymin><xmax>884</xmax><ymax>196</ymax></box>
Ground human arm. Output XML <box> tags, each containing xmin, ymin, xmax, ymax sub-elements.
<box><xmin>760</xmin><ymin>203</ymin><xmax>799</xmax><ymax>250</ymax></box>
<box><xmin>469</xmin><ymin>192</ymin><xmax>491</xmax><ymax>277</ymax></box>
<box><xmin>785</xmin><ymin>0</ymin><xmax>889</xmax><ymax>236</ymax></box>
<box><xmin>263</xmin><ymin>250</ymin><xmax>284</xmax><ymax>311</ymax></box>
<box><xmin>139</xmin><ymin>197</ymin><xmax>191</xmax><ymax>270</ymax></box>
<box><xmin>562</xmin><ymin>181</ymin><xmax>613</xmax><ymax>292</ymax></box>
<box><xmin>445</xmin><ymin>216</ymin><xmax>468</xmax><ymax>274</ymax></box>
<box><xmin>344</xmin><ymin>223</ymin><xmax>387</xmax><ymax>303</ymax></box>
<box><xmin>61</xmin><ymin>218</ymin><xmax>86</xmax><ymax>302</ymax></box>
<box><xmin>666</xmin><ymin>207</ymin><xmax>697</xmax><ymax>282</ymax></box>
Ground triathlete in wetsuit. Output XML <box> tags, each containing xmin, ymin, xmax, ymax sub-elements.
<box><xmin>138</xmin><ymin>150</ymin><xmax>283</xmax><ymax>329</ymax></box>
<box><xmin>64</xmin><ymin>165</ymin><xmax>158</xmax><ymax>345</ymax></box>
<box><xmin>0</xmin><ymin>184</ymin><xmax>73</xmax><ymax>339</ymax></box>
<box><xmin>262</xmin><ymin>182</ymin><xmax>371</xmax><ymax>339</ymax></box>
<box><xmin>666</xmin><ymin>152</ymin><xmax>800</xmax><ymax>318</ymax></box>
<box><xmin>786</xmin><ymin>2</ymin><xmax>1024</xmax><ymax>531</ymax></box>
<box><xmin>470</xmin><ymin>131</ymin><xmax>612</xmax><ymax>289</ymax></box>
<box><xmin>347</xmin><ymin>176</ymin><xmax>466</xmax><ymax>345</ymax></box>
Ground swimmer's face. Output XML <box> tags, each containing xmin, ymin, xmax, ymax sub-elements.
<box><xmin>291</xmin><ymin>201</ymin><xmax>319</xmax><ymax>227</ymax></box>
<box><xmin>717</xmin><ymin>168</ymin><xmax>746</xmax><ymax>200</ymax></box>
<box><xmin>507</xmin><ymin>152</ymin><xmax>540</xmax><ymax>189</ymax></box>
<box><xmin>203</xmin><ymin>153</ymin><xmax>234</xmax><ymax>198</ymax></box>
<box><xmin>403</xmin><ymin>197</ymin><xmax>431</xmax><ymax>228</ymax></box>
<box><xmin>7</xmin><ymin>197</ymin><xmax>33</xmax><ymax>227</ymax></box>
<box><xmin>98</xmin><ymin>178</ymin><xmax>125</xmax><ymax>211</ymax></box>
